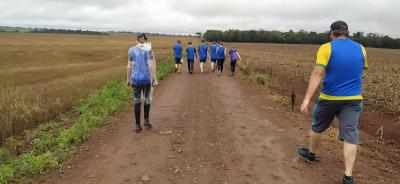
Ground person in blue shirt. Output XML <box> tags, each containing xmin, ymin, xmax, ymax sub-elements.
<box><xmin>198</xmin><ymin>40</ymin><xmax>209</xmax><ymax>73</ymax></box>
<box><xmin>209</xmin><ymin>41</ymin><xmax>218</xmax><ymax>72</ymax></box>
<box><xmin>186</xmin><ymin>42</ymin><xmax>197</xmax><ymax>74</ymax></box>
<box><xmin>298</xmin><ymin>21</ymin><xmax>368</xmax><ymax>184</ymax></box>
<box><xmin>173</xmin><ymin>40</ymin><xmax>183</xmax><ymax>73</ymax></box>
<box><xmin>229</xmin><ymin>45</ymin><xmax>241</xmax><ymax>76</ymax></box>
<box><xmin>216</xmin><ymin>41</ymin><xmax>226</xmax><ymax>76</ymax></box>
<box><xmin>127</xmin><ymin>33</ymin><xmax>158</xmax><ymax>133</ymax></box>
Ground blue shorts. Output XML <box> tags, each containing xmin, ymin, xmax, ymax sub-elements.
<box><xmin>175</xmin><ymin>57</ymin><xmax>182</xmax><ymax>64</ymax></box>
<box><xmin>312</xmin><ymin>99</ymin><xmax>363</xmax><ymax>145</ymax></box>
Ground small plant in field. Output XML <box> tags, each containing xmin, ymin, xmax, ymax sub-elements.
<box><xmin>237</xmin><ymin>62</ymin><xmax>250</xmax><ymax>75</ymax></box>
<box><xmin>0</xmin><ymin>149</ymin><xmax>11</xmax><ymax>165</ymax></box>
<box><xmin>0</xmin><ymin>164</ymin><xmax>14</xmax><ymax>184</ymax></box>
<box><xmin>254</xmin><ymin>74</ymin><xmax>267</xmax><ymax>85</ymax></box>
<box><xmin>3</xmin><ymin>137</ymin><xmax>20</xmax><ymax>155</ymax></box>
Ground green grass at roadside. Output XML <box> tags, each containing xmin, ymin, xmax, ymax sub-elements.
<box><xmin>237</xmin><ymin>62</ymin><xmax>268</xmax><ymax>86</ymax></box>
<box><xmin>0</xmin><ymin>58</ymin><xmax>175</xmax><ymax>184</ymax></box>
<box><xmin>157</xmin><ymin>57</ymin><xmax>176</xmax><ymax>81</ymax></box>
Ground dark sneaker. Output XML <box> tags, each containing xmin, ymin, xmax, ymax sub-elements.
<box><xmin>135</xmin><ymin>125</ymin><xmax>142</xmax><ymax>133</ymax></box>
<box><xmin>343</xmin><ymin>176</ymin><xmax>356</xmax><ymax>184</ymax></box>
<box><xmin>144</xmin><ymin>120</ymin><xmax>152</xmax><ymax>129</ymax></box>
<box><xmin>298</xmin><ymin>147</ymin><xmax>315</xmax><ymax>162</ymax></box>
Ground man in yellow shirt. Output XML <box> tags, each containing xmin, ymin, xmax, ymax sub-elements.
<box><xmin>298</xmin><ymin>21</ymin><xmax>368</xmax><ymax>184</ymax></box>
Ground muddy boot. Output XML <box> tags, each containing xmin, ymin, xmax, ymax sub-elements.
<box><xmin>135</xmin><ymin>124</ymin><xmax>142</xmax><ymax>133</ymax></box>
<box><xmin>135</xmin><ymin>103</ymin><xmax>142</xmax><ymax>133</ymax></box>
<box><xmin>144</xmin><ymin>119</ymin><xmax>152</xmax><ymax>129</ymax></box>
<box><xmin>144</xmin><ymin>104</ymin><xmax>152</xmax><ymax>129</ymax></box>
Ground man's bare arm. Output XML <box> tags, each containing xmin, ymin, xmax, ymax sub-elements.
<box><xmin>127</xmin><ymin>61</ymin><xmax>132</xmax><ymax>87</ymax></box>
<box><xmin>148</xmin><ymin>57</ymin><xmax>158</xmax><ymax>86</ymax></box>
<box><xmin>301</xmin><ymin>67</ymin><xmax>325</xmax><ymax>114</ymax></box>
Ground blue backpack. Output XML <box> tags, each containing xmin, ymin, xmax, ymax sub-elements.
<box><xmin>129</xmin><ymin>47</ymin><xmax>152</xmax><ymax>85</ymax></box>
<box><xmin>231</xmin><ymin>49</ymin><xmax>239</xmax><ymax>61</ymax></box>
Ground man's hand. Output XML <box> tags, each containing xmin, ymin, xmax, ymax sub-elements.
<box><xmin>301</xmin><ymin>99</ymin><xmax>310</xmax><ymax>114</ymax></box>
<box><xmin>126</xmin><ymin>81</ymin><xmax>131</xmax><ymax>88</ymax></box>
<box><xmin>152</xmin><ymin>80</ymin><xmax>159</xmax><ymax>87</ymax></box>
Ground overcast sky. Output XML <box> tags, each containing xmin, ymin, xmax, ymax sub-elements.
<box><xmin>0</xmin><ymin>0</ymin><xmax>398</xmax><ymax>37</ymax></box>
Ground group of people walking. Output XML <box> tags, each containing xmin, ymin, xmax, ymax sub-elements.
<box><xmin>173</xmin><ymin>40</ymin><xmax>241</xmax><ymax>76</ymax></box>
<box><xmin>126</xmin><ymin>20</ymin><xmax>367</xmax><ymax>184</ymax></box>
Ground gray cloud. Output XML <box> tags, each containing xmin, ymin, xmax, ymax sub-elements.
<box><xmin>0</xmin><ymin>0</ymin><xmax>398</xmax><ymax>37</ymax></box>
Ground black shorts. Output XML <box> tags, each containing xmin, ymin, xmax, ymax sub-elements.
<box><xmin>211</xmin><ymin>59</ymin><xmax>217</xmax><ymax>62</ymax></box>
<box><xmin>312</xmin><ymin>99</ymin><xmax>363</xmax><ymax>145</ymax></box>
<box><xmin>175</xmin><ymin>57</ymin><xmax>182</xmax><ymax>64</ymax></box>
<box><xmin>187</xmin><ymin>59</ymin><xmax>194</xmax><ymax>62</ymax></box>
<box><xmin>200</xmin><ymin>60</ymin><xmax>207</xmax><ymax>63</ymax></box>
<box><xmin>217</xmin><ymin>59</ymin><xmax>225</xmax><ymax>63</ymax></box>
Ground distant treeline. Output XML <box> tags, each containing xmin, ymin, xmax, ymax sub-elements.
<box><xmin>204</xmin><ymin>29</ymin><xmax>400</xmax><ymax>49</ymax></box>
<box><xmin>30</xmin><ymin>28</ymin><xmax>109</xmax><ymax>35</ymax></box>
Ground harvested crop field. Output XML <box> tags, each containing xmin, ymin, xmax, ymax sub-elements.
<box><xmin>0</xmin><ymin>32</ymin><xmax>195</xmax><ymax>140</ymax></box>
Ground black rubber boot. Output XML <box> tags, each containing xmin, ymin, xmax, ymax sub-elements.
<box><xmin>134</xmin><ymin>103</ymin><xmax>142</xmax><ymax>133</ymax></box>
<box><xmin>144</xmin><ymin>104</ymin><xmax>152</xmax><ymax>129</ymax></box>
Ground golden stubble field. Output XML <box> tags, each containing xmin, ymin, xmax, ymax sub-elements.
<box><xmin>0</xmin><ymin>32</ymin><xmax>197</xmax><ymax>141</ymax></box>
<box><xmin>1</xmin><ymin>33</ymin><xmax>399</xmax><ymax>142</ymax></box>
<box><xmin>233</xmin><ymin>42</ymin><xmax>400</xmax><ymax>116</ymax></box>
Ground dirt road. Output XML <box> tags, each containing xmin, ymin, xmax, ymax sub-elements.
<box><xmin>35</xmin><ymin>64</ymin><xmax>399</xmax><ymax>184</ymax></box>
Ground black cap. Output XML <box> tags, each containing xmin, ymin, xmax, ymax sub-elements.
<box><xmin>137</xmin><ymin>33</ymin><xmax>147</xmax><ymax>40</ymax></box>
<box><xmin>330</xmin><ymin>21</ymin><xmax>349</xmax><ymax>35</ymax></box>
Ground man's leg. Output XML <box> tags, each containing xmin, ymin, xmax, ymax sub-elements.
<box><xmin>200</xmin><ymin>62</ymin><xmax>204</xmax><ymax>72</ymax></box>
<box><xmin>187</xmin><ymin>60</ymin><xmax>191</xmax><ymax>73</ymax></box>
<box><xmin>299</xmin><ymin>99</ymin><xmax>336</xmax><ymax>161</ymax></box>
<box><xmin>220</xmin><ymin>60</ymin><xmax>224</xmax><ymax>73</ymax></box>
<box><xmin>343</xmin><ymin>141</ymin><xmax>357</xmax><ymax>176</ymax></box>
<box><xmin>230</xmin><ymin>62</ymin><xmax>235</xmax><ymax>75</ymax></box>
<box><xmin>143</xmin><ymin>85</ymin><xmax>152</xmax><ymax>129</ymax></box>
<box><xmin>132</xmin><ymin>85</ymin><xmax>143</xmax><ymax>133</ymax></box>
<box><xmin>178</xmin><ymin>64</ymin><xmax>181</xmax><ymax>73</ymax></box>
<box><xmin>174</xmin><ymin>58</ymin><xmax>178</xmax><ymax>73</ymax></box>
<box><xmin>219</xmin><ymin>61</ymin><xmax>222</xmax><ymax>72</ymax></box>
<box><xmin>309</xmin><ymin>131</ymin><xmax>323</xmax><ymax>153</ymax></box>
<box><xmin>211</xmin><ymin>61</ymin><xmax>215</xmax><ymax>72</ymax></box>
<box><xmin>337</xmin><ymin>101</ymin><xmax>362</xmax><ymax>179</ymax></box>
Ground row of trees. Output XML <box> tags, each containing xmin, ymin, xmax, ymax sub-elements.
<box><xmin>30</xmin><ymin>28</ymin><xmax>108</xmax><ymax>35</ymax></box>
<box><xmin>203</xmin><ymin>29</ymin><xmax>400</xmax><ymax>49</ymax></box>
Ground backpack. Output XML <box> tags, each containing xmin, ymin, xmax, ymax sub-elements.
<box><xmin>231</xmin><ymin>51</ymin><xmax>238</xmax><ymax>61</ymax></box>
<box><xmin>129</xmin><ymin>46</ymin><xmax>152</xmax><ymax>85</ymax></box>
